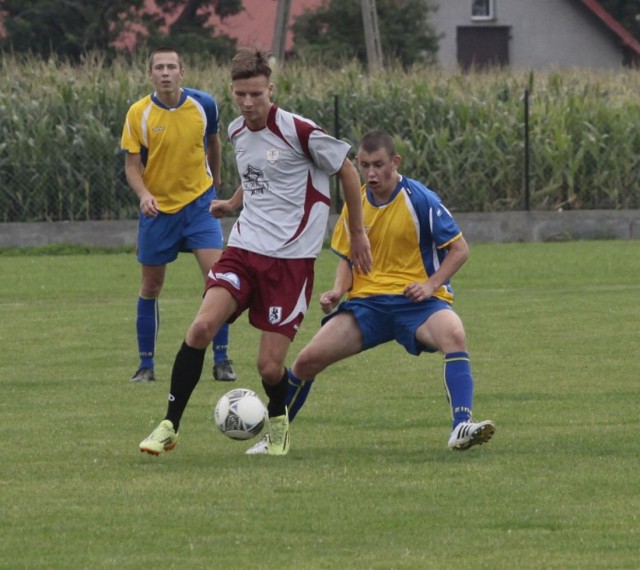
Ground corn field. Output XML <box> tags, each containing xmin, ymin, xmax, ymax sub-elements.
<box><xmin>2</xmin><ymin>52</ymin><xmax>640</xmax><ymax>222</ymax></box>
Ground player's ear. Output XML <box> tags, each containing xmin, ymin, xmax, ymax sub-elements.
<box><xmin>393</xmin><ymin>154</ymin><xmax>402</xmax><ymax>169</ymax></box>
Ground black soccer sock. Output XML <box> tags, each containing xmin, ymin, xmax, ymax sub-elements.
<box><xmin>165</xmin><ymin>341</ymin><xmax>206</xmax><ymax>431</ymax></box>
<box><xmin>262</xmin><ymin>369</ymin><xmax>289</xmax><ymax>418</ymax></box>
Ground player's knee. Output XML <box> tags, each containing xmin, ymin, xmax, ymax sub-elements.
<box><xmin>140</xmin><ymin>283</ymin><xmax>162</xmax><ymax>298</ymax></box>
<box><xmin>257</xmin><ymin>361</ymin><xmax>283</xmax><ymax>384</ymax></box>
<box><xmin>291</xmin><ymin>348</ymin><xmax>322</xmax><ymax>379</ymax></box>
<box><xmin>447</xmin><ymin>327</ymin><xmax>467</xmax><ymax>351</ymax></box>
<box><xmin>186</xmin><ymin>318</ymin><xmax>216</xmax><ymax>349</ymax></box>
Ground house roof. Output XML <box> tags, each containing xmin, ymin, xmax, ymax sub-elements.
<box><xmin>205</xmin><ymin>0</ymin><xmax>323</xmax><ymax>52</ymax></box>
<box><xmin>210</xmin><ymin>0</ymin><xmax>640</xmax><ymax>62</ymax></box>
<box><xmin>580</xmin><ymin>0</ymin><xmax>640</xmax><ymax>58</ymax></box>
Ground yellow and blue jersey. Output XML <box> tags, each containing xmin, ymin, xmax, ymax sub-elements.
<box><xmin>121</xmin><ymin>88</ymin><xmax>219</xmax><ymax>214</ymax></box>
<box><xmin>331</xmin><ymin>176</ymin><xmax>462</xmax><ymax>303</ymax></box>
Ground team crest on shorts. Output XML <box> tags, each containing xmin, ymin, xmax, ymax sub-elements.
<box><xmin>266</xmin><ymin>148</ymin><xmax>280</xmax><ymax>164</ymax></box>
<box><xmin>268</xmin><ymin>306</ymin><xmax>283</xmax><ymax>324</ymax></box>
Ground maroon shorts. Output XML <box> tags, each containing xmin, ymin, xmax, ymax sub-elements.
<box><xmin>205</xmin><ymin>246</ymin><xmax>315</xmax><ymax>340</ymax></box>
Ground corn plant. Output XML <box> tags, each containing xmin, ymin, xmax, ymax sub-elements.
<box><xmin>2</xmin><ymin>53</ymin><xmax>640</xmax><ymax>221</ymax></box>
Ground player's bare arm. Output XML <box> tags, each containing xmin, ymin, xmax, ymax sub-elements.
<box><xmin>319</xmin><ymin>258</ymin><xmax>353</xmax><ymax>314</ymax></box>
<box><xmin>404</xmin><ymin>236</ymin><xmax>470</xmax><ymax>302</ymax></box>
<box><xmin>210</xmin><ymin>185</ymin><xmax>244</xmax><ymax>218</ymax></box>
<box><xmin>338</xmin><ymin>158</ymin><xmax>372</xmax><ymax>274</ymax></box>
<box><xmin>207</xmin><ymin>133</ymin><xmax>222</xmax><ymax>187</ymax></box>
<box><xmin>124</xmin><ymin>152</ymin><xmax>159</xmax><ymax>217</ymax></box>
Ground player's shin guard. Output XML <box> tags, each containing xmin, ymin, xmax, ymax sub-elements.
<box><xmin>165</xmin><ymin>341</ymin><xmax>206</xmax><ymax>431</ymax></box>
<box><xmin>443</xmin><ymin>352</ymin><xmax>474</xmax><ymax>429</ymax></box>
<box><xmin>263</xmin><ymin>369</ymin><xmax>289</xmax><ymax>418</ymax></box>
<box><xmin>137</xmin><ymin>296</ymin><xmax>159</xmax><ymax>368</ymax></box>
<box><xmin>286</xmin><ymin>369</ymin><xmax>314</xmax><ymax>422</ymax></box>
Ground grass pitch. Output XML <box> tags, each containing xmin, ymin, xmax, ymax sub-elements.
<box><xmin>0</xmin><ymin>241</ymin><xmax>638</xmax><ymax>569</ymax></box>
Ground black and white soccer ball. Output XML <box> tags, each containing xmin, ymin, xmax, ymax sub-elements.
<box><xmin>214</xmin><ymin>388</ymin><xmax>267</xmax><ymax>440</ymax></box>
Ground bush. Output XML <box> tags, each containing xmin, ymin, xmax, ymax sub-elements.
<box><xmin>2</xmin><ymin>53</ymin><xmax>639</xmax><ymax>221</ymax></box>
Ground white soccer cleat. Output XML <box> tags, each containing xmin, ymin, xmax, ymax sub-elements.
<box><xmin>448</xmin><ymin>420</ymin><xmax>495</xmax><ymax>451</ymax></box>
<box><xmin>245</xmin><ymin>434</ymin><xmax>269</xmax><ymax>455</ymax></box>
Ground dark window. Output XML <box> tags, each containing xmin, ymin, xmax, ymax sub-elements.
<box><xmin>471</xmin><ymin>0</ymin><xmax>495</xmax><ymax>20</ymax></box>
<box><xmin>457</xmin><ymin>26</ymin><xmax>510</xmax><ymax>70</ymax></box>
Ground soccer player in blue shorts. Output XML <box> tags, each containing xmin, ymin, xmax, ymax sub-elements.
<box><xmin>247</xmin><ymin>129</ymin><xmax>495</xmax><ymax>454</ymax></box>
<box><xmin>121</xmin><ymin>46</ymin><xmax>235</xmax><ymax>383</ymax></box>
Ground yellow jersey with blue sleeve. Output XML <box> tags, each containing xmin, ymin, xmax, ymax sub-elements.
<box><xmin>120</xmin><ymin>88</ymin><xmax>219</xmax><ymax>214</ymax></box>
<box><xmin>331</xmin><ymin>175</ymin><xmax>462</xmax><ymax>304</ymax></box>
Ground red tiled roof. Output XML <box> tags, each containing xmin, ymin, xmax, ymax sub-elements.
<box><xmin>581</xmin><ymin>0</ymin><xmax>640</xmax><ymax>57</ymax></box>
<box><xmin>211</xmin><ymin>0</ymin><xmax>322</xmax><ymax>51</ymax></box>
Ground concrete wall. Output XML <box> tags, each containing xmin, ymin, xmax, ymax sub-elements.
<box><xmin>2</xmin><ymin>210</ymin><xmax>640</xmax><ymax>249</ymax></box>
<box><xmin>431</xmin><ymin>0</ymin><xmax>624</xmax><ymax>69</ymax></box>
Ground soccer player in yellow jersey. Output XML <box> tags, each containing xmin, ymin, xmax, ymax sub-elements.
<box><xmin>247</xmin><ymin>129</ymin><xmax>495</xmax><ymax>454</ymax></box>
<box><xmin>121</xmin><ymin>46</ymin><xmax>235</xmax><ymax>384</ymax></box>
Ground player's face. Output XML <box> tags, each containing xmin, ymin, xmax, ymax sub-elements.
<box><xmin>356</xmin><ymin>148</ymin><xmax>401</xmax><ymax>197</ymax></box>
<box><xmin>148</xmin><ymin>52</ymin><xmax>184</xmax><ymax>99</ymax></box>
<box><xmin>231</xmin><ymin>76</ymin><xmax>273</xmax><ymax>129</ymax></box>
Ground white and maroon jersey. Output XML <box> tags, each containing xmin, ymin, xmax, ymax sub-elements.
<box><xmin>227</xmin><ymin>104</ymin><xmax>350</xmax><ymax>258</ymax></box>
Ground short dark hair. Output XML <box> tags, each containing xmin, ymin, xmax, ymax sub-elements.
<box><xmin>231</xmin><ymin>47</ymin><xmax>272</xmax><ymax>81</ymax></box>
<box><xmin>358</xmin><ymin>130</ymin><xmax>396</xmax><ymax>156</ymax></box>
<box><xmin>148</xmin><ymin>46</ymin><xmax>182</xmax><ymax>71</ymax></box>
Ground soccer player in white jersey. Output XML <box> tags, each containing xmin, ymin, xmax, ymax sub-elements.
<box><xmin>139</xmin><ymin>47</ymin><xmax>372</xmax><ymax>457</ymax></box>
<box><xmin>249</xmin><ymin>129</ymin><xmax>495</xmax><ymax>455</ymax></box>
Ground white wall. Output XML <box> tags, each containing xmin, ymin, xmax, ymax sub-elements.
<box><xmin>431</xmin><ymin>0</ymin><xmax>624</xmax><ymax>69</ymax></box>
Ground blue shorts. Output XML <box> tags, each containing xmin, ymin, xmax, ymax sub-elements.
<box><xmin>137</xmin><ymin>188</ymin><xmax>223</xmax><ymax>265</ymax></box>
<box><xmin>322</xmin><ymin>294</ymin><xmax>453</xmax><ymax>355</ymax></box>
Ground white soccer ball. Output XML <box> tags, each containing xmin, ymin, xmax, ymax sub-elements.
<box><xmin>214</xmin><ymin>388</ymin><xmax>267</xmax><ymax>440</ymax></box>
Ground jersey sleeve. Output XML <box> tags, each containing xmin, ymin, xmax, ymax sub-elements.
<box><xmin>407</xmin><ymin>179</ymin><xmax>462</xmax><ymax>248</ymax></box>
<box><xmin>430</xmin><ymin>201</ymin><xmax>462</xmax><ymax>248</ymax></box>
<box><xmin>308</xmin><ymin>130</ymin><xmax>351</xmax><ymax>175</ymax></box>
<box><xmin>120</xmin><ymin>107</ymin><xmax>142</xmax><ymax>154</ymax></box>
<box><xmin>329</xmin><ymin>204</ymin><xmax>352</xmax><ymax>260</ymax></box>
<box><xmin>203</xmin><ymin>95</ymin><xmax>219</xmax><ymax>136</ymax></box>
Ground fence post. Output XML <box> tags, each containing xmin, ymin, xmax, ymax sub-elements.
<box><xmin>524</xmin><ymin>88</ymin><xmax>530</xmax><ymax>211</ymax></box>
<box><xmin>333</xmin><ymin>93</ymin><xmax>343</xmax><ymax>213</ymax></box>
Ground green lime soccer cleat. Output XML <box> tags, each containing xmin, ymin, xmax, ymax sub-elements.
<box><xmin>266</xmin><ymin>410</ymin><xmax>290</xmax><ymax>456</ymax></box>
<box><xmin>139</xmin><ymin>420</ymin><xmax>178</xmax><ymax>456</ymax></box>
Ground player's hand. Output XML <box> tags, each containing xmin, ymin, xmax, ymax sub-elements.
<box><xmin>403</xmin><ymin>281</ymin><xmax>436</xmax><ymax>303</ymax></box>
<box><xmin>349</xmin><ymin>231</ymin><xmax>373</xmax><ymax>274</ymax></box>
<box><xmin>210</xmin><ymin>199</ymin><xmax>233</xmax><ymax>218</ymax></box>
<box><xmin>139</xmin><ymin>192</ymin><xmax>159</xmax><ymax>218</ymax></box>
<box><xmin>319</xmin><ymin>290</ymin><xmax>342</xmax><ymax>314</ymax></box>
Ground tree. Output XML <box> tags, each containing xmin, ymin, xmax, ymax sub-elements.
<box><xmin>0</xmin><ymin>0</ymin><xmax>243</xmax><ymax>62</ymax></box>
<box><xmin>137</xmin><ymin>0</ymin><xmax>243</xmax><ymax>61</ymax></box>
<box><xmin>290</xmin><ymin>0</ymin><xmax>439</xmax><ymax>68</ymax></box>
<box><xmin>0</xmin><ymin>0</ymin><xmax>143</xmax><ymax>61</ymax></box>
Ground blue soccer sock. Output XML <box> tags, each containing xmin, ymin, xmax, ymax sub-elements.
<box><xmin>443</xmin><ymin>352</ymin><xmax>474</xmax><ymax>429</ymax></box>
<box><xmin>212</xmin><ymin>323</ymin><xmax>230</xmax><ymax>364</ymax></box>
<box><xmin>286</xmin><ymin>368</ymin><xmax>314</xmax><ymax>422</ymax></box>
<box><xmin>137</xmin><ymin>296</ymin><xmax>159</xmax><ymax>369</ymax></box>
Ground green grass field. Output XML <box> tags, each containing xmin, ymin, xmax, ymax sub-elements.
<box><xmin>0</xmin><ymin>241</ymin><xmax>638</xmax><ymax>569</ymax></box>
